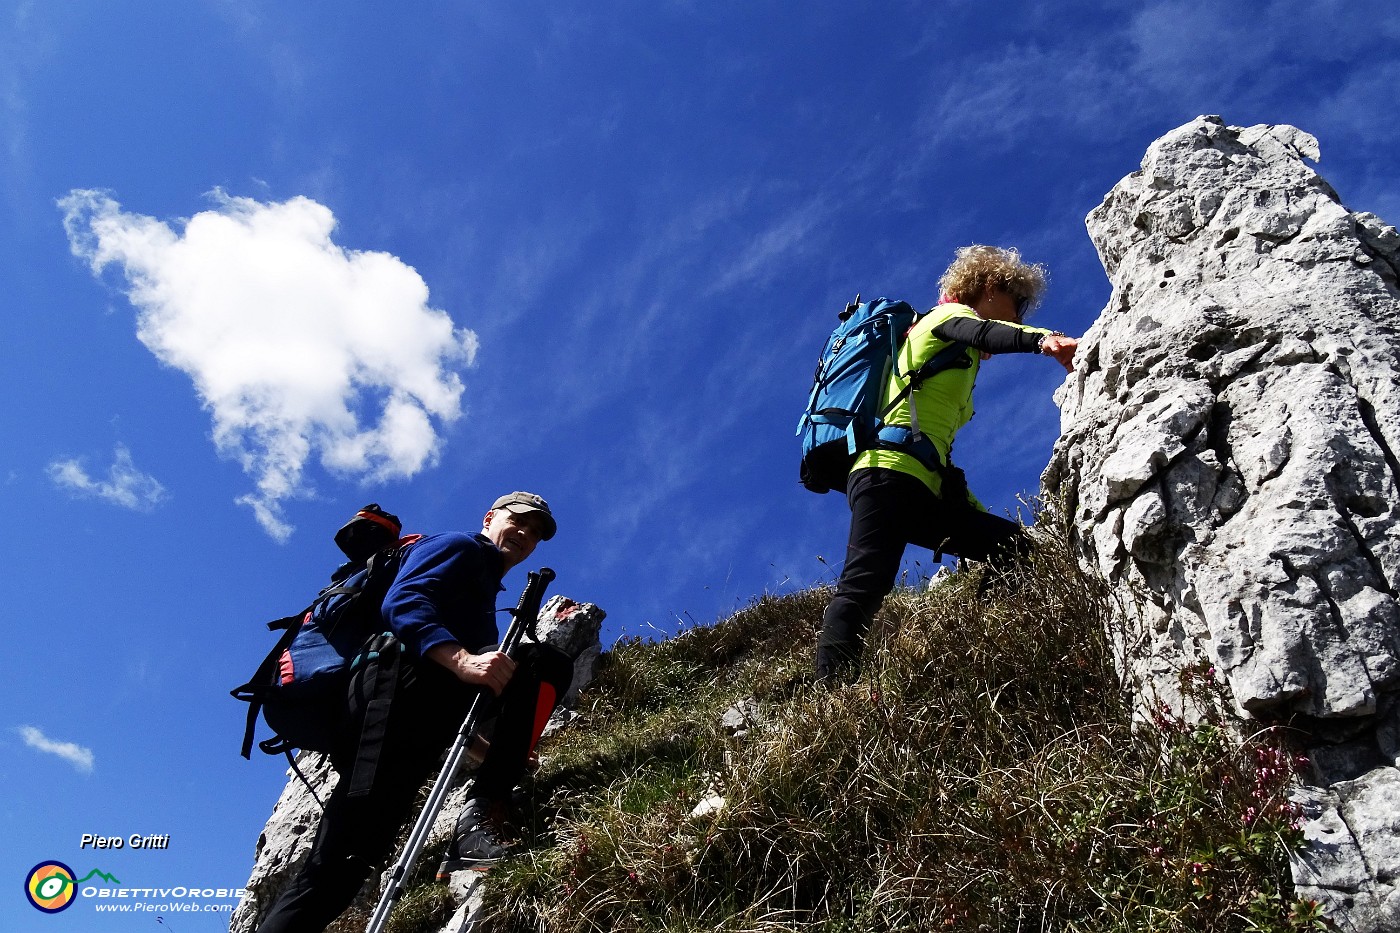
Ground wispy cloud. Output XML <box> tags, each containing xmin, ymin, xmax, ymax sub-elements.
<box><xmin>915</xmin><ymin>44</ymin><xmax>1137</xmax><ymax>166</ymax></box>
<box><xmin>707</xmin><ymin>194</ymin><xmax>834</xmax><ymax>296</ymax></box>
<box><xmin>1128</xmin><ymin>0</ymin><xmax>1399</xmax><ymax>99</ymax></box>
<box><xmin>0</xmin><ymin>1</ymin><xmax>46</xmax><ymax>201</ymax></box>
<box><xmin>47</xmin><ymin>444</ymin><xmax>167</xmax><ymax>511</ymax></box>
<box><xmin>1127</xmin><ymin>2</ymin><xmax>1266</xmax><ymax>98</ymax></box>
<box><xmin>59</xmin><ymin>189</ymin><xmax>478</xmax><ymax>541</ymax></box>
<box><xmin>17</xmin><ymin>725</ymin><xmax>94</xmax><ymax>774</ymax></box>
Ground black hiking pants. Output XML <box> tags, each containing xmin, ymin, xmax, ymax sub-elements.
<box><xmin>815</xmin><ymin>467</ymin><xmax>1027</xmax><ymax>683</ymax></box>
<box><xmin>256</xmin><ymin>642</ymin><xmax>573</xmax><ymax>933</ymax></box>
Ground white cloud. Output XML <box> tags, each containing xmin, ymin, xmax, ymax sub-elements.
<box><xmin>59</xmin><ymin>189</ymin><xmax>478</xmax><ymax>541</ymax></box>
<box><xmin>47</xmin><ymin>444</ymin><xmax>167</xmax><ymax>511</ymax></box>
<box><xmin>18</xmin><ymin>725</ymin><xmax>94</xmax><ymax>774</ymax></box>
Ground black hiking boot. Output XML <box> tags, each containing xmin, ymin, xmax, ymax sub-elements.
<box><xmin>436</xmin><ymin>797</ymin><xmax>512</xmax><ymax>878</ymax></box>
<box><xmin>814</xmin><ymin>643</ymin><xmax>860</xmax><ymax>689</ymax></box>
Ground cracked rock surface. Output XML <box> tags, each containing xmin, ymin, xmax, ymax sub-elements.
<box><xmin>230</xmin><ymin>595</ymin><xmax>605</xmax><ymax>933</ymax></box>
<box><xmin>1045</xmin><ymin>115</ymin><xmax>1400</xmax><ymax>931</ymax></box>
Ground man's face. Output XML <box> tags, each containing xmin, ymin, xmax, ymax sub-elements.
<box><xmin>482</xmin><ymin>508</ymin><xmax>546</xmax><ymax>569</ymax></box>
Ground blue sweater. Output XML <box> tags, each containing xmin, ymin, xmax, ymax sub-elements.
<box><xmin>379</xmin><ymin>532</ymin><xmax>506</xmax><ymax>659</ymax></box>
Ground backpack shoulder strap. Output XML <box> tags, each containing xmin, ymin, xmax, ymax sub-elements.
<box><xmin>877</xmin><ymin>339</ymin><xmax>971</xmax><ymax>423</ymax></box>
<box><xmin>342</xmin><ymin>634</ymin><xmax>404</xmax><ymax>799</ymax></box>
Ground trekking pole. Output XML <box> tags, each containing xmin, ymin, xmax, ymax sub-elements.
<box><xmin>365</xmin><ymin>567</ymin><xmax>555</xmax><ymax>933</ymax></box>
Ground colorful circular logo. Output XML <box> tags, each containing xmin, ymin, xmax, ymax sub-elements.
<box><xmin>25</xmin><ymin>861</ymin><xmax>77</xmax><ymax>913</ymax></box>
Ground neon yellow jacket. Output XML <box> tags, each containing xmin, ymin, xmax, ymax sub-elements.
<box><xmin>852</xmin><ymin>302</ymin><xmax>1051</xmax><ymax>504</ymax></box>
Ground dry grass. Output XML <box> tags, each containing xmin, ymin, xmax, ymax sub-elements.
<box><xmin>383</xmin><ymin>513</ymin><xmax>1323</xmax><ymax>933</ymax></box>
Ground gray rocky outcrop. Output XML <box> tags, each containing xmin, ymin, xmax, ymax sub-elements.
<box><xmin>229</xmin><ymin>751</ymin><xmax>340</xmax><ymax>933</ymax></box>
<box><xmin>1045</xmin><ymin>115</ymin><xmax>1400</xmax><ymax>931</ymax></box>
<box><xmin>230</xmin><ymin>595</ymin><xmax>605</xmax><ymax>933</ymax></box>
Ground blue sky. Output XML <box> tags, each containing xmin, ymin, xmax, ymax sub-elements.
<box><xmin>3</xmin><ymin>1</ymin><xmax>1398</xmax><ymax>929</ymax></box>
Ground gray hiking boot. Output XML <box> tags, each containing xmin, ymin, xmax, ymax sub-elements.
<box><xmin>436</xmin><ymin>797</ymin><xmax>512</xmax><ymax>878</ymax></box>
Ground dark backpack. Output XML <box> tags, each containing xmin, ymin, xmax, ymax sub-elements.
<box><xmin>798</xmin><ymin>296</ymin><xmax>970</xmax><ymax>494</ymax></box>
<box><xmin>232</xmin><ymin>504</ymin><xmax>418</xmax><ymax>798</ymax></box>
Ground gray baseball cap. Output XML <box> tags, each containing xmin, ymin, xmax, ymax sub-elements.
<box><xmin>491</xmin><ymin>491</ymin><xmax>557</xmax><ymax>540</ymax></box>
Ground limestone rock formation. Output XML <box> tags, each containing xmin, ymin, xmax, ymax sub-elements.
<box><xmin>230</xmin><ymin>594</ymin><xmax>605</xmax><ymax>933</ymax></box>
<box><xmin>1045</xmin><ymin>115</ymin><xmax>1400</xmax><ymax>931</ymax></box>
<box><xmin>229</xmin><ymin>752</ymin><xmax>340</xmax><ymax>933</ymax></box>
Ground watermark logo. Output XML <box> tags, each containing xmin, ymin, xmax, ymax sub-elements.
<box><xmin>26</xmin><ymin>862</ymin><xmax>77</xmax><ymax>913</ymax></box>
<box><xmin>24</xmin><ymin>862</ymin><xmax>121</xmax><ymax>913</ymax></box>
<box><xmin>23</xmin><ymin>861</ymin><xmax>243</xmax><ymax>918</ymax></box>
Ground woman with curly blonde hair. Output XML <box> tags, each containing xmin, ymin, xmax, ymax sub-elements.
<box><xmin>815</xmin><ymin>245</ymin><xmax>1079</xmax><ymax>684</ymax></box>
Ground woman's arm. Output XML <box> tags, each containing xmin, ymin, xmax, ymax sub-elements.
<box><xmin>930</xmin><ymin>314</ymin><xmax>1046</xmax><ymax>354</ymax></box>
<box><xmin>931</xmin><ymin>314</ymin><xmax>1078</xmax><ymax>371</ymax></box>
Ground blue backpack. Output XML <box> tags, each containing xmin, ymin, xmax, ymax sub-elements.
<box><xmin>797</xmin><ymin>296</ymin><xmax>970</xmax><ymax>494</ymax></box>
<box><xmin>232</xmin><ymin>505</ymin><xmax>417</xmax><ymax>799</ymax></box>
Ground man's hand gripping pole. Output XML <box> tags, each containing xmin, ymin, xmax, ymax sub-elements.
<box><xmin>365</xmin><ymin>567</ymin><xmax>555</xmax><ymax>933</ymax></box>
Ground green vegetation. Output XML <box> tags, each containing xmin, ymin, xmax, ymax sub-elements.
<box><xmin>350</xmin><ymin>514</ymin><xmax>1323</xmax><ymax>932</ymax></box>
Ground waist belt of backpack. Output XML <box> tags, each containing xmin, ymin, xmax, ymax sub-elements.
<box><xmin>345</xmin><ymin>633</ymin><xmax>402</xmax><ymax>799</ymax></box>
<box><xmin>872</xmin><ymin>422</ymin><xmax>971</xmax><ymax>561</ymax></box>
<box><xmin>873</xmin><ymin>423</ymin><xmax>944</xmax><ymax>474</ymax></box>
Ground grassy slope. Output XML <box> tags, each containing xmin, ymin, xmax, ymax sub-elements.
<box><xmin>343</xmin><ymin>517</ymin><xmax>1321</xmax><ymax>933</ymax></box>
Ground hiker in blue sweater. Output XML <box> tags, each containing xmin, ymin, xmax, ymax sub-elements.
<box><xmin>258</xmin><ymin>492</ymin><xmax>573</xmax><ymax>933</ymax></box>
<box><xmin>816</xmin><ymin>246</ymin><xmax>1079</xmax><ymax>684</ymax></box>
